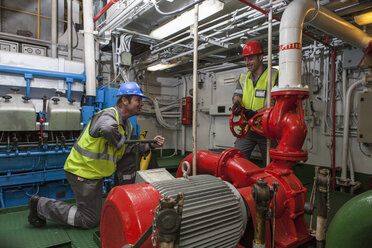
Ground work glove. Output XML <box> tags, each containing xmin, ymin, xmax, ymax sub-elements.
<box><xmin>243</xmin><ymin>109</ymin><xmax>257</xmax><ymax>120</ymax></box>
<box><xmin>232</xmin><ymin>101</ymin><xmax>242</xmax><ymax>116</ymax></box>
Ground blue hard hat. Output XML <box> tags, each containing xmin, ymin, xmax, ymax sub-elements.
<box><xmin>117</xmin><ymin>82</ymin><xmax>147</xmax><ymax>98</ymax></box>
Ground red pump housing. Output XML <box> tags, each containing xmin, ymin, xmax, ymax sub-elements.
<box><xmin>176</xmin><ymin>90</ymin><xmax>311</xmax><ymax>248</ymax></box>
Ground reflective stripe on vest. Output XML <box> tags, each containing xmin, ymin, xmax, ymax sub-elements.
<box><xmin>73</xmin><ymin>142</ymin><xmax>119</xmax><ymax>164</ymax></box>
<box><xmin>64</xmin><ymin>107</ymin><xmax>132</xmax><ymax>179</ymax></box>
<box><xmin>240</xmin><ymin>68</ymin><xmax>278</xmax><ymax>110</ymax></box>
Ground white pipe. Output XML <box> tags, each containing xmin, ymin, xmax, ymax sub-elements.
<box><xmin>341</xmin><ymin>79</ymin><xmax>364</xmax><ymax>182</ymax></box>
<box><xmin>51</xmin><ymin>0</ymin><xmax>58</xmax><ymax>58</ymax></box>
<box><xmin>83</xmin><ymin>0</ymin><xmax>96</xmax><ymax>96</ymax></box>
<box><xmin>192</xmin><ymin>4</ymin><xmax>199</xmax><ymax>176</ymax></box>
<box><xmin>342</xmin><ymin>69</ymin><xmax>347</xmax><ymax>111</ymax></box>
<box><xmin>67</xmin><ymin>0</ymin><xmax>72</xmax><ymax>60</ymax></box>
<box><xmin>266</xmin><ymin>0</ymin><xmax>273</xmax><ymax>167</ymax></box>
<box><xmin>276</xmin><ymin>0</ymin><xmax>372</xmax><ymax>92</ymax></box>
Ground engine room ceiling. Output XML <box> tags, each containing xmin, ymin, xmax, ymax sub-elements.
<box><xmin>98</xmin><ymin>0</ymin><xmax>372</xmax><ymax>75</ymax></box>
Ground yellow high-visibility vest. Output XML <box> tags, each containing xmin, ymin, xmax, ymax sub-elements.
<box><xmin>240</xmin><ymin>68</ymin><xmax>278</xmax><ymax>110</ymax></box>
<box><xmin>64</xmin><ymin>107</ymin><xmax>132</xmax><ymax>179</ymax></box>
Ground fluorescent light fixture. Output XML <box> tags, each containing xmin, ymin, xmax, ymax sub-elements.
<box><xmin>147</xmin><ymin>62</ymin><xmax>179</xmax><ymax>71</ymax></box>
<box><xmin>354</xmin><ymin>11</ymin><xmax>372</xmax><ymax>26</ymax></box>
<box><xmin>150</xmin><ymin>0</ymin><xmax>224</xmax><ymax>40</ymax></box>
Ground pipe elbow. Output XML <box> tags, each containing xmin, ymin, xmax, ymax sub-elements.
<box><xmin>276</xmin><ymin>113</ymin><xmax>307</xmax><ymax>152</ymax></box>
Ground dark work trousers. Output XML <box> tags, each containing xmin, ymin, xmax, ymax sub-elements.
<box><xmin>235</xmin><ymin>131</ymin><xmax>275</xmax><ymax>166</ymax></box>
<box><xmin>37</xmin><ymin>171</ymin><xmax>103</xmax><ymax>229</ymax></box>
<box><xmin>114</xmin><ymin>152</ymin><xmax>136</xmax><ymax>186</ymax></box>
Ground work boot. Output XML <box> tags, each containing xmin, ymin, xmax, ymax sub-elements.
<box><xmin>28</xmin><ymin>195</ymin><xmax>46</xmax><ymax>227</ymax></box>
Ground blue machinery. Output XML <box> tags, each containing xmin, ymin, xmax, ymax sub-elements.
<box><xmin>0</xmin><ymin>65</ymin><xmax>138</xmax><ymax>207</ymax></box>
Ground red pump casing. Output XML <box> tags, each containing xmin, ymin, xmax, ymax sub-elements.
<box><xmin>176</xmin><ymin>90</ymin><xmax>311</xmax><ymax>248</ymax></box>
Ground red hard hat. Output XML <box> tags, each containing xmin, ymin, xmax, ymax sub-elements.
<box><xmin>242</xmin><ymin>41</ymin><xmax>263</xmax><ymax>56</ymax></box>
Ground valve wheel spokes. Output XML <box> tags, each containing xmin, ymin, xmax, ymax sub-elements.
<box><xmin>229</xmin><ymin>109</ymin><xmax>250</xmax><ymax>138</ymax></box>
<box><xmin>248</xmin><ymin>112</ymin><xmax>265</xmax><ymax>136</ymax></box>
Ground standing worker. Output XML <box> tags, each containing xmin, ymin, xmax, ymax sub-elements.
<box><xmin>232</xmin><ymin>41</ymin><xmax>278</xmax><ymax>165</ymax></box>
<box><xmin>28</xmin><ymin>82</ymin><xmax>165</xmax><ymax>229</ymax></box>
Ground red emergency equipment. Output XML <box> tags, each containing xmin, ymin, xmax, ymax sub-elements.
<box><xmin>181</xmin><ymin>96</ymin><xmax>192</xmax><ymax>125</ymax></box>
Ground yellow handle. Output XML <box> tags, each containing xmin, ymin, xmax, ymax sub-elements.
<box><xmin>139</xmin><ymin>130</ymin><xmax>151</xmax><ymax>170</ymax></box>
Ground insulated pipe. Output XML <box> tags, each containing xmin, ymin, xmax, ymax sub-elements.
<box><xmin>341</xmin><ymin>79</ymin><xmax>365</xmax><ymax>185</ymax></box>
<box><xmin>67</xmin><ymin>0</ymin><xmax>72</xmax><ymax>60</ymax></box>
<box><xmin>326</xmin><ymin>190</ymin><xmax>372</xmax><ymax>248</ymax></box>
<box><xmin>192</xmin><ymin>4</ymin><xmax>199</xmax><ymax>176</ymax></box>
<box><xmin>51</xmin><ymin>0</ymin><xmax>58</xmax><ymax>58</ymax></box>
<box><xmin>82</xmin><ymin>0</ymin><xmax>96</xmax><ymax>96</ymax></box>
<box><xmin>277</xmin><ymin>0</ymin><xmax>372</xmax><ymax>91</ymax></box>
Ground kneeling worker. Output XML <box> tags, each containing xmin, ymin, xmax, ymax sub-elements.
<box><xmin>28</xmin><ymin>82</ymin><xmax>165</xmax><ymax>229</ymax></box>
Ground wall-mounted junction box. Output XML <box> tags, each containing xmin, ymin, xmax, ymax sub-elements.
<box><xmin>209</xmin><ymin>104</ymin><xmax>232</xmax><ymax>116</ymax></box>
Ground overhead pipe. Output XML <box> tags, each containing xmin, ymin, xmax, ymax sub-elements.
<box><xmin>97</xmin><ymin>0</ymin><xmax>144</xmax><ymax>36</ymax></box>
<box><xmin>151</xmin><ymin>2</ymin><xmax>285</xmax><ymax>56</ymax></box>
<box><xmin>82</xmin><ymin>0</ymin><xmax>97</xmax><ymax>96</ymax></box>
<box><xmin>151</xmin><ymin>1</ymin><xmax>284</xmax><ymax>52</ymax></box>
<box><xmin>151</xmin><ymin>7</ymin><xmax>258</xmax><ymax>54</ymax></box>
<box><xmin>93</xmin><ymin>0</ymin><xmax>119</xmax><ymax>23</ymax></box>
<box><xmin>163</xmin><ymin>22</ymin><xmax>279</xmax><ymax>64</ymax></box>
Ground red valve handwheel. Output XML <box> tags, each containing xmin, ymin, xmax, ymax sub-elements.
<box><xmin>248</xmin><ymin>112</ymin><xmax>265</xmax><ymax>136</ymax></box>
<box><xmin>229</xmin><ymin>108</ymin><xmax>250</xmax><ymax>138</ymax></box>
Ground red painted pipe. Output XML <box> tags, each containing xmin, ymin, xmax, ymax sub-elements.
<box><xmin>93</xmin><ymin>0</ymin><xmax>119</xmax><ymax>23</ymax></box>
<box><xmin>237</xmin><ymin>0</ymin><xmax>337</xmax><ymax>189</ymax></box>
<box><xmin>176</xmin><ymin>149</ymin><xmax>262</xmax><ymax>188</ymax></box>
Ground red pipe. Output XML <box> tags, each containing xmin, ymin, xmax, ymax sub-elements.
<box><xmin>237</xmin><ymin>0</ymin><xmax>337</xmax><ymax>189</ymax></box>
<box><xmin>93</xmin><ymin>0</ymin><xmax>119</xmax><ymax>23</ymax></box>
